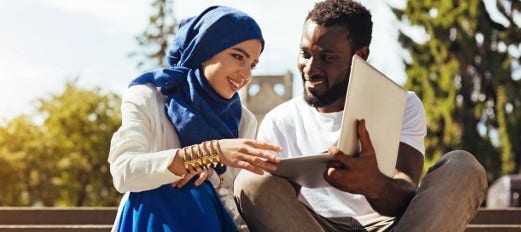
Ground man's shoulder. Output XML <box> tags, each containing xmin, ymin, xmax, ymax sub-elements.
<box><xmin>405</xmin><ymin>91</ymin><xmax>425</xmax><ymax>113</ymax></box>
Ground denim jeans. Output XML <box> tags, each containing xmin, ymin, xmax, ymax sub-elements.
<box><xmin>234</xmin><ymin>150</ymin><xmax>487</xmax><ymax>232</ymax></box>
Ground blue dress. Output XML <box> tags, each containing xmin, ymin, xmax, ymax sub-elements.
<box><xmin>118</xmin><ymin>179</ymin><xmax>239</xmax><ymax>232</ymax></box>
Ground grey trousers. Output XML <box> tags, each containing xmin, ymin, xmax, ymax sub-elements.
<box><xmin>234</xmin><ymin>150</ymin><xmax>488</xmax><ymax>232</ymax></box>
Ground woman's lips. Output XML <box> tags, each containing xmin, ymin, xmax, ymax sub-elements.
<box><xmin>228</xmin><ymin>77</ymin><xmax>241</xmax><ymax>92</ymax></box>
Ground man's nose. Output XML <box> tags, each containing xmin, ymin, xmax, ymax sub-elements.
<box><xmin>302</xmin><ymin>57</ymin><xmax>321</xmax><ymax>77</ymax></box>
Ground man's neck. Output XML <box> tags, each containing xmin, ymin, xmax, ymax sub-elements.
<box><xmin>315</xmin><ymin>97</ymin><xmax>345</xmax><ymax>113</ymax></box>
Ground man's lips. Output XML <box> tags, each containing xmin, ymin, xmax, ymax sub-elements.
<box><xmin>305</xmin><ymin>78</ymin><xmax>327</xmax><ymax>89</ymax></box>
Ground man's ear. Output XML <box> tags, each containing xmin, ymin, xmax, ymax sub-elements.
<box><xmin>354</xmin><ymin>46</ymin><xmax>370</xmax><ymax>60</ymax></box>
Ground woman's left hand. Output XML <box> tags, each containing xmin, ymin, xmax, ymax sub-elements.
<box><xmin>171</xmin><ymin>168</ymin><xmax>213</xmax><ymax>188</ymax></box>
<box><xmin>218</xmin><ymin>138</ymin><xmax>282</xmax><ymax>175</ymax></box>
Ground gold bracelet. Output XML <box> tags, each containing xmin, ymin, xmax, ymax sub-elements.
<box><xmin>199</xmin><ymin>142</ymin><xmax>212</xmax><ymax>169</ymax></box>
<box><xmin>209</xmin><ymin>140</ymin><xmax>222</xmax><ymax>167</ymax></box>
<box><xmin>183</xmin><ymin>145</ymin><xmax>203</xmax><ymax>172</ymax></box>
<box><xmin>192</xmin><ymin>144</ymin><xmax>204</xmax><ymax>171</ymax></box>
<box><xmin>194</xmin><ymin>143</ymin><xmax>206</xmax><ymax>170</ymax></box>
<box><xmin>183</xmin><ymin>146</ymin><xmax>196</xmax><ymax>172</ymax></box>
<box><xmin>183</xmin><ymin>141</ymin><xmax>223</xmax><ymax>172</ymax></box>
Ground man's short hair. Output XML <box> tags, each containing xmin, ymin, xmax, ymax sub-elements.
<box><xmin>306</xmin><ymin>0</ymin><xmax>373</xmax><ymax>50</ymax></box>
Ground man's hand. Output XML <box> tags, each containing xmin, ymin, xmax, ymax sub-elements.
<box><xmin>324</xmin><ymin>119</ymin><xmax>386</xmax><ymax>198</ymax></box>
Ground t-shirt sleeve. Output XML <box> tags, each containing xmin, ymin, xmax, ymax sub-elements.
<box><xmin>256</xmin><ymin>110</ymin><xmax>277</xmax><ymax>143</ymax></box>
<box><xmin>400</xmin><ymin>92</ymin><xmax>427</xmax><ymax>155</ymax></box>
<box><xmin>256</xmin><ymin>108</ymin><xmax>289</xmax><ymax>151</ymax></box>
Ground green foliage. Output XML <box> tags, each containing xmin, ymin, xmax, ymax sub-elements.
<box><xmin>130</xmin><ymin>0</ymin><xmax>177</xmax><ymax>70</ymax></box>
<box><xmin>394</xmin><ymin>0</ymin><xmax>521</xmax><ymax>181</ymax></box>
<box><xmin>0</xmin><ymin>79</ymin><xmax>122</xmax><ymax>206</ymax></box>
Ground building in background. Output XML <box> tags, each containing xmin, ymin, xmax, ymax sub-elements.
<box><xmin>240</xmin><ymin>72</ymin><xmax>293</xmax><ymax>126</ymax></box>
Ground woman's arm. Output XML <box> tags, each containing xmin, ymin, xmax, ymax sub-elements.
<box><xmin>108</xmin><ymin>85</ymin><xmax>182</xmax><ymax>193</ymax></box>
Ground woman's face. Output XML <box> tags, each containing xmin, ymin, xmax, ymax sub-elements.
<box><xmin>202</xmin><ymin>39</ymin><xmax>263</xmax><ymax>99</ymax></box>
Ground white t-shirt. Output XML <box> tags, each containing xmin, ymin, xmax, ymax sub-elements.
<box><xmin>257</xmin><ymin>92</ymin><xmax>426</xmax><ymax>218</ymax></box>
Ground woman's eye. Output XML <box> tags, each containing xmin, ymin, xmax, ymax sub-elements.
<box><xmin>232</xmin><ymin>54</ymin><xmax>243</xmax><ymax>60</ymax></box>
<box><xmin>250</xmin><ymin>63</ymin><xmax>257</xmax><ymax>70</ymax></box>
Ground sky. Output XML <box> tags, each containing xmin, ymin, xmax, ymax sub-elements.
<box><xmin>0</xmin><ymin>0</ymin><xmax>409</xmax><ymax>122</ymax></box>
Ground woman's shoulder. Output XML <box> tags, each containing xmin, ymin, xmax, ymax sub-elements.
<box><xmin>241</xmin><ymin>106</ymin><xmax>256</xmax><ymax>122</ymax></box>
<box><xmin>239</xmin><ymin>106</ymin><xmax>257</xmax><ymax>139</ymax></box>
<box><xmin>123</xmin><ymin>84</ymin><xmax>163</xmax><ymax>107</ymax></box>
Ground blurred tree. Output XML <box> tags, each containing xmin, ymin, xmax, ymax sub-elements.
<box><xmin>0</xmin><ymin>80</ymin><xmax>121</xmax><ymax>206</ymax></box>
<box><xmin>393</xmin><ymin>0</ymin><xmax>521</xmax><ymax>181</ymax></box>
<box><xmin>0</xmin><ymin>115</ymin><xmax>40</xmax><ymax>205</ymax></box>
<box><xmin>130</xmin><ymin>0</ymin><xmax>177</xmax><ymax>70</ymax></box>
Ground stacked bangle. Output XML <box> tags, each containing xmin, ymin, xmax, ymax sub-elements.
<box><xmin>182</xmin><ymin>140</ymin><xmax>222</xmax><ymax>172</ymax></box>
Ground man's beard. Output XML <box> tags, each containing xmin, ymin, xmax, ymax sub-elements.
<box><xmin>303</xmin><ymin>77</ymin><xmax>349</xmax><ymax>107</ymax></box>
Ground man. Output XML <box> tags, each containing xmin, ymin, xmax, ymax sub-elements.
<box><xmin>234</xmin><ymin>0</ymin><xmax>487</xmax><ymax>231</ymax></box>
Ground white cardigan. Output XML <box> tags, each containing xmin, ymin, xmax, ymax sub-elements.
<box><xmin>108</xmin><ymin>84</ymin><xmax>257</xmax><ymax>230</ymax></box>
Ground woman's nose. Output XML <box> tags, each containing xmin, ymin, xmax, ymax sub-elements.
<box><xmin>238</xmin><ymin>65</ymin><xmax>252</xmax><ymax>82</ymax></box>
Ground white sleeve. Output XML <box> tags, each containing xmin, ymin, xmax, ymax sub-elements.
<box><xmin>400</xmin><ymin>92</ymin><xmax>427</xmax><ymax>155</ymax></box>
<box><xmin>108</xmin><ymin>85</ymin><xmax>181</xmax><ymax>193</ymax></box>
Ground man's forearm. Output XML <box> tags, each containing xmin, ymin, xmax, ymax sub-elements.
<box><xmin>365</xmin><ymin>172</ymin><xmax>417</xmax><ymax>217</ymax></box>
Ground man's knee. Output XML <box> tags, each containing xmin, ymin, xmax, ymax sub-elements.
<box><xmin>429</xmin><ymin>150</ymin><xmax>487</xmax><ymax>190</ymax></box>
<box><xmin>234</xmin><ymin>170</ymin><xmax>294</xmax><ymax>201</ymax></box>
<box><xmin>234</xmin><ymin>170</ymin><xmax>268</xmax><ymax>199</ymax></box>
<box><xmin>442</xmin><ymin>150</ymin><xmax>486</xmax><ymax>174</ymax></box>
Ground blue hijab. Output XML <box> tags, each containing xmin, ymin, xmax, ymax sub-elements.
<box><xmin>131</xmin><ymin>6</ymin><xmax>264</xmax><ymax>173</ymax></box>
<box><xmin>120</xmin><ymin>6</ymin><xmax>264</xmax><ymax>232</ymax></box>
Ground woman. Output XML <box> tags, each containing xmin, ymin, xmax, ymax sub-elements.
<box><xmin>108</xmin><ymin>6</ymin><xmax>281</xmax><ymax>231</ymax></box>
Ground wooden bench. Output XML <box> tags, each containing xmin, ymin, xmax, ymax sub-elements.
<box><xmin>467</xmin><ymin>208</ymin><xmax>521</xmax><ymax>232</ymax></box>
<box><xmin>0</xmin><ymin>207</ymin><xmax>116</xmax><ymax>232</ymax></box>
<box><xmin>0</xmin><ymin>207</ymin><xmax>518</xmax><ymax>231</ymax></box>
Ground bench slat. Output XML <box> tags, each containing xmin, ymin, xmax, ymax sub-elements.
<box><xmin>0</xmin><ymin>207</ymin><xmax>117</xmax><ymax>225</ymax></box>
<box><xmin>469</xmin><ymin>208</ymin><xmax>521</xmax><ymax>225</ymax></box>
<box><xmin>465</xmin><ymin>224</ymin><xmax>521</xmax><ymax>232</ymax></box>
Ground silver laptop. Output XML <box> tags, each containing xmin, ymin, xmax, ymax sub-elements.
<box><xmin>272</xmin><ymin>54</ymin><xmax>408</xmax><ymax>188</ymax></box>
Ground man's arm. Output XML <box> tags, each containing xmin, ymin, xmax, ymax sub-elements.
<box><xmin>367</xmin><ymin>142</ymin><xmax>423</xmax><ymax>216</ymax></box>
<box><xmin>324</xmin><ymin>120</ymin><xmax>424</xmax><ymax>217</ymax></box>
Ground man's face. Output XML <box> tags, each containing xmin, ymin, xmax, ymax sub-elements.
<box><xmin>297</xmin><ymin>20</ymin><xmax>354</xmax><ymax>111</ymax></box>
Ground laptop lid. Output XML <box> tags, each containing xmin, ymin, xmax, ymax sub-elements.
<box><xmin>271</xmin><ymin>55</ymin><xmax>407</xmax><ymax>187</ymax></box>
<box><xmin>338</xmin><ymin>54</ymin><xmax>407</xmax><ymax>177</ymax></box>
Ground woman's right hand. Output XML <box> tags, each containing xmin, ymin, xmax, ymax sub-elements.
<box><xmin>171</xmin><ymin>168</ymin><xmax>212</xmax><ymax>188</ymax></box>
<box><xmin>217</xmin><ymin>139</ymin><xmax>282</xmax><ymax>175</ymax></box>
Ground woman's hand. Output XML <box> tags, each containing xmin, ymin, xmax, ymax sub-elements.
<box><xmin>218</xmin><ymin>139</ymin><xmax>282</xmax><ymax>175</ymax></box>
<box><xmin>171</xmin><ymin>168</ymin><xmax>213</xmax><ymax>188</ymax></box>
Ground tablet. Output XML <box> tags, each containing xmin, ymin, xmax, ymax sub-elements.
<box><xmin>272</xmin><ymin>55</ymin><xmax>407</xmax><ymax>187</ymax></box>
<box><xmin>273</xmin><ymin>153</ymin><xmax>332</xmax><ymax>188</ymax></box>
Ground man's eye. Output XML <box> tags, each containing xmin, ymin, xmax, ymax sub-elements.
<box><xmin>251</xmin><ymin>63</ymin><xmax>257</xmax><ymax>70</ymax></box>
<box><xmin>322</xmin><ymin>55</ymin><xmax>334</xmax><ymax>63</ymax></box>
<box><xmin>300</xmin><ymin>51</ymin><xmax>311</xmax><ymax>59</ymax></box>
